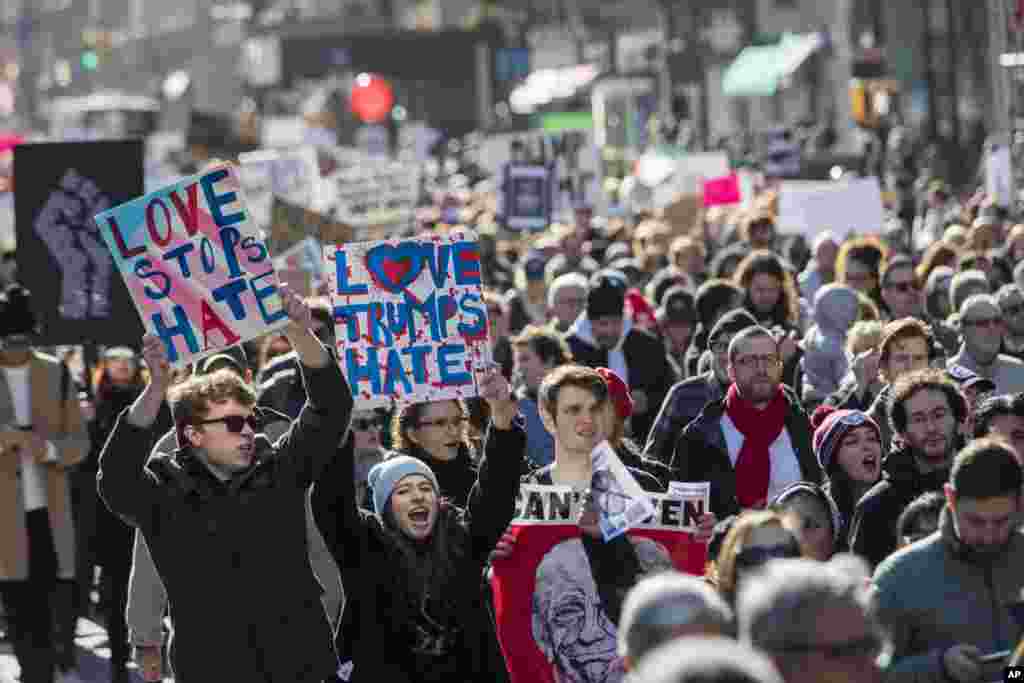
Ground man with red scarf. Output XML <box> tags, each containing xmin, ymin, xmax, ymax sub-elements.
<box><xmin>670</xmin><ymin>327</ymin><xmax>820</xmax><ymax>517</ymax></box>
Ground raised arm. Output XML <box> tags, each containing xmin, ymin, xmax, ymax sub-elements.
<box><xmin>466</xmin><ymin>370</ymin><xmax>525</xmax><ymax>561</ymax></box>
<box><xmin>271</xmin><ymin>284</ymin><xmax>353</xmax><ymax>490</ymax></box>
<box><xmin>96</xmin><ymin>334</ymin><xmax>171</xmax><ymax>529</ymax></box>
<box><xmin>312</xmin><ymin>434</ymin><xmax>371</xmax><ymax>573</ymax></box>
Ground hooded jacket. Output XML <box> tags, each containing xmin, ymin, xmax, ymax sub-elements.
<box><xmin>873</xmin><ymin>506</ymin><xmax>1024</xmax><ymax>682</ymax></box>
<box><xmin>565</xmin><ymin>315</ymin><xmax>679</xmax><ymax>443</ymax></box>
<box><xmin>313</xmin><ymin>419</ymin><xmax>526</xmax><ymax>683</ymax></box>
<box><xmin>801</xmin><ymin>284</ymin><xmax>860</xmax><ymax>405</ymax></box>
<box><xmin>669</xmin><ymin>386</ymin><xmax>820</xmax><ymax>517</ymax></box>
<box><xmin>847</xmin><ymin>445</ymin><xmax>951</xmax><ymax>568</ymax></box>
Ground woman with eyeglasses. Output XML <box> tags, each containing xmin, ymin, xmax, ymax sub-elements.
<box><xmin>389</xmin><ymin>399</ymin><xmax>480</xmax><ymax>508</ymax></box>
<box><xmin>708</xmin><ymin>510</ymin><xmax>803</xmax><ymax>606</ymax></box>
<box><xmin>311</xmin><ymin>369</ymin><xmax>525</xmax><ymax>683</ymax></box>
<box><xmin>810</xmin><ymin>407</ymin><xmax>884</xmax><ymax>553</ymax></box>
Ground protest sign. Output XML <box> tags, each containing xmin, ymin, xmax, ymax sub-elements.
<box><xmin>328</xmin><ymin>147</ymin><xmax>419</xmax><ymax>237</ymax></box>
<box><xmin>326</xmin><ymin>229</ymin><xmax>491</xmax><ymax>408</ymax></box>
<box><xmin>269</xmin><ymin>194</ymin><xmax>354</xmax><ymax>257</ymax></box>
<box><xmin>590</xmin><ymin>441</ymin><xmax>657</xmax><ymax>541</ymax></box>
<box><xmin>702</xmin><ymin>172</ymin><xmax>741</xmax><ymax>207</ymax></box>
<box><xmin>94</xmin><ymin>163</ymin><xmax>290</xmax><ymax>367</ymax></box>
<box><xmin>15</xmin><ymin>141</ymin><xmax>145</xmax><ymax>345</ymax></box>
<box><xmin>491</xmin><ymin>483</ymin><xmax>709</xmax><ymax>683</ymax></box>
<box><xmin>986</xmin><ymin>144</ymin><xmax>1012</xmax><ymax>208</ymax></box>
<box><xmin>777</xmin><ymin>177</ymin><xmax>885</xmax><ymax>239</ymax></box>
<box><xmin>239</xmin><ymin>146</ymin><xmax>320</xmax><ymax>228</ymax></box>
<box><xmin>500</xmin><ymin>163</ymin><xmax>555</xmax><ymax>232</ymax></box>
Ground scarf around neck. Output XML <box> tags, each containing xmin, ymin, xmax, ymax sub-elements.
<box><xmin>725</xmin><ymin>383</ymin><xmax>788</xmax><ymax>508</ymax></box>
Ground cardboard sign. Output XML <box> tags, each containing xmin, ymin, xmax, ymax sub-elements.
<box><xmin>326</xmin><ymin>230</ymin><xmax>491</xmax><ymax>408</ymax></box>
<box><xmin>500</xmin><ymin>163</ymin><xmax>555</xmax><ymax>232</ymax></box>
<box><xmin>491</xmin><ymin>483</ymin><xmax>708</xmax><ymax>683</ymax></box>
<box><xmin>94</xmin><ymin>164</ymin><xmax>290</xmax><ymax>367</ymax></box>
<box><xmin>14</xmin><ymin>141</ymin><xmax>146</xmax><ymax>345</ymax></box>
<box><xmin>269</xmin><ymin>195</ymin><xmax>354</xmax><ymax>258</ymax></box>
<box><xmin>986</xmin><ymin>145</ymin><xmax>1013</xmax><ymax>209</ymax></box>
<box><xmin>777</xmin><ymin>177</ymin><xmax>886</xmax><ymax>239</ymax></box>
<box><xmin>329</xmin><ymin>147</ymin><xmax>419</xmax><ymax>236</ymax></box>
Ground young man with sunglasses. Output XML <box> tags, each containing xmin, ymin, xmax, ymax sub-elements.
<box><xmin>872</xmin><ymin>439</ymin><xmax>1024</xmax><ymax>683</ymax></box>
<box><xmin>949</xmin><ymin>294</ymin><xmax>1024</xmax><ymax>396</ymax></box>
<box><xmin>671</xmin><ymin>326</ymin><xmax>820</xmax><ymax>517</ymax></box>
<box><xmin>879</xmin><ymin>256</ymin><xmax>923</xmax><ymax>322</ymax></box>
<box><xmin>98</xmin><ymin>284</ymin><xmax>351</xmax><ymax>683</ymax></box>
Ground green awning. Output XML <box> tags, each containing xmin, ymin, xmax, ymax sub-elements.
<box><xmin>722</xmin><ymin>33</ymin><xmax>824</xmax><ymax>97</ymax></box>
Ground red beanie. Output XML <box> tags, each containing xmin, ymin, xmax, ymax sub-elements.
<box><xmin>596</xmin><ymin>367</ymin><xmax>634</xmax><ymax>419</ymax></box>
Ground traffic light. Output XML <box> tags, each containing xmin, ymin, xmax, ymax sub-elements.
<box><xmin>81</xmin><ymin>50</ymin><xmax>99</xmax><ymax>71</ymax></box>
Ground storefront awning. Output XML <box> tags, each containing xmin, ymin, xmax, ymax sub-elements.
<box><xmin>722</xmin><ymin>33</ymin><xmax>825</xmax><ymax>97</ymax></box>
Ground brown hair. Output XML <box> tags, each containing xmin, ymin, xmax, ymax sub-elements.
<box><xmin>836</xmin><ymin>237</ymin><xmax>889</xmax><ymax>301</ymax></box>
<box><xmin>538</xmin><ymin>364</ymin><xmax>609</xmax><ymax>422</ymax></box>
<box><xmin>889</xmin><ymin>368</ymin><xmax>967</xmax><ymax>436</ymax></box>
<box><xmin>733</xmin><ymin>250</ymin><xmax>800</xmax><ymax>327</ymax></box>
<box><xmin>916</xmin><ymin>242</ymin><xmax>960</xmax><ymax>284</ymax></box>
<box><xmin>857</xmin><ymin>292</ymin><xmax>881</xmax><ymax>322</ymax></box>
<box><xmin>709</xmin><ymin>510</ymin><xmax>793</xmax><ymax>606</ymax></box>
<box><xmin>878</xmin><ymin>318</ymin><xmax>933</xmax><ymax>374</ymax></box>
<box><xmin>168</xmin><ymin>368</ymin><xmax>257</xmax><ymax>430</ymax></box>
<box><xmin>669</xmin><ymin>235</ymin><xmax>707</xmax><ymax>270</ymax></box>
<box><xmin>510</xmin><ymin>324</ymin><xmax>573</xmax><ymax>367</ymax></box>
<box><xmin>391</xmin><ymin>399</ymin><xmax>468</xmax><ymax>453</ymax></box>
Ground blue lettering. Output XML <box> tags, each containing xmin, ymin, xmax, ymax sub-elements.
<box><xmin>402</xmin><ymin>345</ymin><xmax>431</xmax><ymax>383</ymax></box>
<box><xmin>387</xmin><ymin>301</ymin><xmax>412</xmax><ymax>341</ymax></box>
<box><xmin>345</xmin><ymin>347</ymin><xmax>381</xmax><ymax>394</ymax></box>
<box><xmin>200</xmin><ymin>168</ymin><xmax>245</xmax><ymax>227</ymax></box>
<box><xmin>162</xmin><ymin>243</ymin><xmax>195</xmax><ymax>278</ymax></box>
<box><xmin>382</xmin><ymin>348</ymin><xmax>413</xmax><ymax>395</ymax></box>
<box><xmin>438</xmin><ymin>344</ymin><xmax>471</xmax><ymax>386</ymax></box>
<box><xmin>250</xmin><ymin>269</ymin><xmax>287</xmax><ymax>325</ymax></box>
<box><xmin>211</xmin><ymin>278</ymin><xmax>248</xmax><ymax>320</ymax></box>
<box><xmin>134</xmin><ymin>259</ymin><xmax>171</xmax><ymax>300</ymax></box>
<box><xmin>334</xmin><ymin>250</ymin><xmax>369</xmax><ymax>296</ymax></box>
<box><xmin>219</xmin><ymin>226</ymin><xmax>244</xmax><ymax>278</ymax></box>
<box><xmin>437</xmin><ymin>294</ymin><xmax>457</xmax><ymax>338</ymax></box>
<box><xmin>200</xmin><ymin>238</ymin><xmax>216</xmax><ymax>274</ymax></box>
<box><xmin>423</xmin><ymin>243</ymin><xmax>451</xmax><ymax>287</ymax></box>
<box><xmin>241</xmin><ymin>236</ymin><xmax>268</xmax><ymax>264</ymax></box>
<box><xmin>403</xmin><ymin>291</ymin><xmax>442</xmax><ymax>342</ymax></box>
<box><xmin>335</xmin><ymin>303</ymin><xmax>370</xmax><ymax>342</ymax></box>
<box><xmin>152</xmin><ymin>305</ymin><xmax>199</xmax><ymax>363</ymax></box>
<box><xmin>457</xmin><ymin>292</ymin><xmax>487</xmax><ymax>337</ymax></box>
<box><xmin>368</xmin><ymin>302</ymin><xmax>393</xmax><ymax>346</ymax></box>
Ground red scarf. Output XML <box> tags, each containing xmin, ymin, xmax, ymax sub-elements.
<box><xmin>724</xmin><ymin>383</ymin><xmax>788</xmax><ymax>508</ymax></box>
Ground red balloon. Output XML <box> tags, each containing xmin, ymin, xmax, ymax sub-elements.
<box><xmin>350</xmin><ymin>73</ymin><xmax>394</xmax><ymax>124</ymax></box>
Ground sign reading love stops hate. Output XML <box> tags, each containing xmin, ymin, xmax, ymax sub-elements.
<box><xmin>326</xmin><ymin>230</ymin><xmax>491</xmax><ymax>408</ymax></box>
<box><xmin>95</xmin><ymin>164</ymin><xmax>290</xmax><ymax>368</ymax></box>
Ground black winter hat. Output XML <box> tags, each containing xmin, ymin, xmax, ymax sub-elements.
<box><xmin>0</xmin><ymin>284</ymin><xmax>37</xmax><ymax>338</ymax></box>
<box><xmin>587</xmin><ymin>269</ymin><xmax>628</xmax><ymax>320</ymax></box>
<box><xmin>708</xmin><ymin>308</ymin><xmax>758</xmax><ymax>348</ymax></box>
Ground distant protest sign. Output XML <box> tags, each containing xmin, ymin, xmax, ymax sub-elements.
<box><xmin>326</xmin><ymin>229</ymin><xmax>491</xmax><ymax>408</ymax></box>
<box><xmin>239</xmin><ymin>146</ymin><xmax>320</xmax><ymax>228</ymax></box>
<box><xmin>491</xmin><ymin>483</ymin><xmax>708</xmax><ymax>683</ymax></box>
<box><xmin>777</xmin><ymin>177</ymin><xmax>885</xmax><ymax>239</ymax></box>
<box><xmin>328</xmin><ymin>147</ymin><xmax>419</xmax><ymax>238</ymax></box>
<box><xmin>15</xmin><ymin>141</ymin><xmax>145</xmax><ymax>345</ymax></box>
<box><xmin>95</xmin><ymin>164</ymin><xmax>290</xmax><ymax>367</ymax></box>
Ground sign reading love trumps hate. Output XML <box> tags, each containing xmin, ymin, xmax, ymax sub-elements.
<box><xmin>94</xmin><ymin>164</ymin><xmax>289</xmax><ymax>367</ymax></box>
<box><xmin>327</xmin><ymin>230</ymin><xmax>490</xmax><ymax>408</ymax></box>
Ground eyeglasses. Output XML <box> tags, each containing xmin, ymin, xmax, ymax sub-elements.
<box><xmin>418</xmin><ymin>416</ymin><xmax>468</xmax><ymax>430</ymax></box>
<box><xmin>732</xmin><ymin>354</ymin><xmax>781</xmax><ymax>371</ymax></box>
<box><xmin>734</xmin><ymin>542</ymin><xmax>801</xmax><ymax>570</ymax></box>
<box><xmin>352</xmin><ymin>417</ymin><xmax>381</xmax><ymax>432</ymax></box>
<box><xmin>710</xmin><ymin>341</ymin><xmax>730</xmax><ymax>355</ymax></box>
<box><xmin>195</xmin><ymin>414</ymin><xmax>259</xmax><ymax>433</ymax></box>
<box><xmin>962</xmin><ymin>316</ymin><xmax>1003</xmax><ymax>330</ymax></box>
<box><xmin>777</xmin><ymin>633</ymin><xmax>883</xmax><ymax>661</ymax></box>
<box><xmin>884</xmin><ymin>281</ymin><xmax>917</xmax><ymax>293</ymax></box>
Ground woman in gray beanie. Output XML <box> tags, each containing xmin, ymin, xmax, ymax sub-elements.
<box><xmin>312</xmin><ymin>369</ymin><xmax>525</xmax><ymax>683</ymax></box>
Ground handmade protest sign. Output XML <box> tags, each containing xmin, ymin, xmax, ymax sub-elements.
<box><xmin>15</xmin><ymin>141</ymin><xmax>146</xmax><ymax>345</ymax></box>
<box><xmin>499</xmin><ymin>163</ymin><xmax>555</xmax><ymax>232</ymax></box>
<box><xmin>590</xmin><ymin>441</ymin><xmax>657</xmax><ymax>541</ymax></box>
<box><xmin>491</xmin><ymin>483</ymin><xmax>709</xmax><ymax>683</ymax></box>
<box><xmin>269</xmin><ymin>195</ymin><xmax>354</xmax><ymax>256</ymax></box>
<box><xmin>326</xmin><ymin>229</ymin><xmax>491</xmax><ymax>408</ymax></box>
<box><xmin>777</xmin><ymin>177</ymin><xmax>885</xmax><ymax>239</ymax></box>
<box><xmin>94</xmin><ymin>164</ymin><xmax>289</xmax><ymax>367</ymax></box>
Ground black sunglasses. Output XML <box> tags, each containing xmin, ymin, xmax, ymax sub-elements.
<box><xmin>778</xmin><ymin>633</ymin><xmax>883</xmax><ymax>661</ymax></box>
<box><xmin>195</xmin><ymin>414</ymin><xmax>259</xmax><ymax>433</ymax></box>
<box><xmin>352</xmin><ymin>417</ymin><xmax>381</xmax><ymax>432</ymax></box>
<box><xmin>734</xmin><ymin>541</ymin><xmax>801</xmax><ymax>570</ymax></box>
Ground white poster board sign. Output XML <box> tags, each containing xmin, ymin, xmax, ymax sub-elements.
<box><xmin>777</xmin><ymin>177</ymin><xmax>886</xmax><ymax>239</ymax></box>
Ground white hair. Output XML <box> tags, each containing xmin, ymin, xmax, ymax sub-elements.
<box><xmin>547</xmin><ymin>272</ymin><xmax>590</xmax><ymax>309</ymax></box>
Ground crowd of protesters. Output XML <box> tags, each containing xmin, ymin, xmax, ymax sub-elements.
<box><xmin>3</xmin><ymin>159</ymin><xmax>1024</xmax><ymax>683</ymax></box>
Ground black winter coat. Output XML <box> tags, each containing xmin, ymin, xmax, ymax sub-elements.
<box><xmin>670</xmin><ymin>387</ymin><xmax>820</xmax><ymax>517</ymax></box>
<box><xmin>565</xmin><ymin>326</ymin><xmax>679</xmax><ymax>444</ymax></box>
<box><xmin>847</xmin><ymin>446</ymin><xmax>951</xmax><ymax>568</ymax></box>
<box><xmin>313</xmin><ymin>419</ymin><xmax>526</xmax><ymax>683</ymax></box>
<box><xmin>98</xmin><ymin>359</ymin><xmax>351</xmax><ymax>683</ymax></box>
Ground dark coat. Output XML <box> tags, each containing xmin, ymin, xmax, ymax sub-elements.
<box><xmin>669</xmin><ymin>387</ymin><xmax>821</xmax><ymax>517</ymax></box>
<box><xmin>848</xmin><ymin>446</ymin><xmax>951</xmax><ymax>569</ymax></box>
<box><xmin>98</xmin><ymin>359</ymin><xmax>351</xmax><ymax>683</ymax></box>
<box><xmin>565</xmin><ymin>324</ymin><xmax>680</xmax><ymax>444</ymax></box>
<box><xmin>312</xmin><ymin>419</ymin><xmax>526</xmax><ymax>683</ymax></box>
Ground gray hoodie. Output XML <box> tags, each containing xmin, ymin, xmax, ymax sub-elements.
<box><xmin>801</xmin><ymin>284</ymin><xmax>859</xmax><ymax>404</ymax></box>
